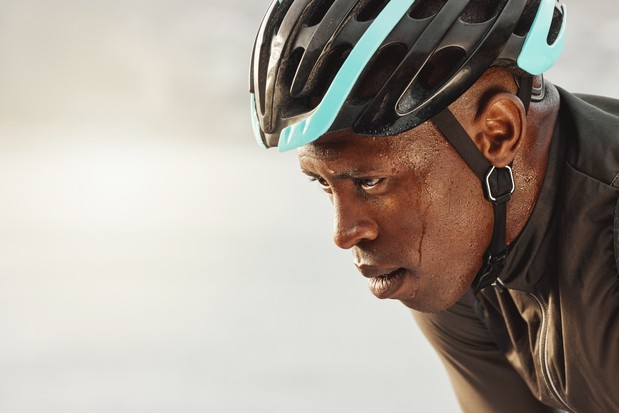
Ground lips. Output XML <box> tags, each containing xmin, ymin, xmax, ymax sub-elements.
<box><xmin>366</xmin><ymin>268</ymin><xmax>408</xmax><ymax>299</ymax></box>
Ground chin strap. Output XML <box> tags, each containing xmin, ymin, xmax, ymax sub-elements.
<box><xmin>431</xmin><ymin>76</ymin><xmax>532</xmax><ymax>292</ymax></box>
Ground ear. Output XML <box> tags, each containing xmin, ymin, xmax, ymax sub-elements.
<box><xmin>472</xmin><ymin>93</ymin><xmax>526</xmax><ymax>168</ymax></box>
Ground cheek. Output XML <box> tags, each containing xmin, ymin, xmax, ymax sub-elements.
<box><xmin>439</xmin><ymin>183</ymin><xmax>492</xmax><ymax>241</ymax></box>
<box><xmin>416</xmin><ymin>160</ymin><xmax>494</xmax><ymax>272</ymax></box>
<box><xmin>424</xmin><ymin>142</ymin><xmax>492</xmax><ymax>237</ymax></box>
<box><xmin>406</xmin><ymin>182</ymin><xmax>492</xmax><ymax>312</ymax></box>
<box><xmin>373</xmin><ymin>181</ymin><xmax>433</xmax><ymax>267</ymax></box>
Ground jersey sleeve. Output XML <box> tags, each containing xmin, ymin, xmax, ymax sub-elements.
<box><xmin>412</xmin><ymin>292</ymin><xmax>556</xmax><ymax>413</ymax></box>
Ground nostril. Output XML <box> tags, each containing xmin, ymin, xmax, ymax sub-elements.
<box><xmin>332</xmin><ymin>196</ymin><xmax>378</xmax><ymax>249</ymax></box>
<box><xmin>333</xmin><ymin>231</ymin><xmax>353</xmax><ymax>250</ymax></box>
<box><xmin>333</xmin><ymin>221</ymin><xmax>378</xmax><ymax>250</ymax></box>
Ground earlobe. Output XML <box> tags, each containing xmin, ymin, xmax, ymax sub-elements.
<box><xmin>474</xmin><ymin>93</ymin><xmax>526</xmax><ymax>168</ymax></box>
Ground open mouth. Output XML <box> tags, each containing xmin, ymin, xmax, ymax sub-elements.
<box><xmin>367</xmin><ymin>268</ymin><xmax>407</xmax><ymax>299</ymax></box>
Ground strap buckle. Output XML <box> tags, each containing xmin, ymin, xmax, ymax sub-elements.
<box><xmin>472</xmin><ymin>250</ymin><xmax>509</xmax><ymax>292</ymax></box>
<box><xmin>484</xmin><ymin>166</ymin><xmax>515</xmax><ymax>204</ymax></box>
<box><xmin>531</xmin><ymin>74</ymin><xmax>545</xmax><ymax>102</ymax></box>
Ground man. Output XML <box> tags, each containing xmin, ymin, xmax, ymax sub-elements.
<box><xmin>249</xmin><ymin>0</ymin><xmax>619</xmax><ymax>411</ymax></box>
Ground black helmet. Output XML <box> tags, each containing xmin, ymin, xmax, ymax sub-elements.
<box><xmin>249</xmin><ymin>0</ymin><xmax>566</xmax><ymax>151</ymax></box>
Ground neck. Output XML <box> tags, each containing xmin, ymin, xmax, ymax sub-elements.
<box><xmin>506</xmin><ymin>81</ymin><xmax>560</xmax><ymax>245</ymax></box>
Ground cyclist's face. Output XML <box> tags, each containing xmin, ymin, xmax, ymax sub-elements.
<box><xmin>298</xmin><ymin>121</ymin><xmax>493</xmax><ymax>312</ymax></box>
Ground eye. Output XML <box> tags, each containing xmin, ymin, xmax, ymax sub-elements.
<box><xmin>309</xmin><ymin>176</ymin><xmax>331</xmax><ymax>191</ymax></box>
<box><xmin>358</xmin><ymin>177</ymin><xmax>384</xmax><ymax>190</ymax></box>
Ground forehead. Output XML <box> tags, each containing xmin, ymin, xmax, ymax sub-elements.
<box><xmin>297</xmin><ymin>122</ymin><xmax>441</xmax><ymax>169</ymax></box>
<box><xmin>298</xmin><ymin>131</ymin><xmax>395</xmax><ymax>161</ymax></box>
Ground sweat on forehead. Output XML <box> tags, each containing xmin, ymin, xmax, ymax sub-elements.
<box><xmin>298</xmin><ymin>130</ymin><xmax>386</xmax><ymax>158</ymax></box>
<box><xmin>297</xmin><ymin>124</ymin><xmax>437</xmax><ymax>159</ymax></box>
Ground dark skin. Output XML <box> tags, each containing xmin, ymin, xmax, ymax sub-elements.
<box><xmin>298</xmin><ymin>68</ymin><xmax>559</xmax><ymax>312</ymax></box>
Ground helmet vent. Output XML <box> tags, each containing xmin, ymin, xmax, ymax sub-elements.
<box><xmin>305</xmin><ymin>0</ymin><xmax>333</xmax><ymax>27</ymax></box>
<box><xmin>397</xmin><ymin>46</ymin><xmax>466</xmax><ymax>114</ymax></box>
<box><xmin>547</xmin><ymin>6</ymin><xmax>563</xmax><ymax>45</ymax></box>
<box><xmin>282</xmin><ymin>47</ymin><xmax>310</xmax><ymax>118</ymax></box>
<box><xmin>513</xmin><ymin>0</ymin><xmax>562</xmax><ymax>44</ymax></box>
<box><xmin>408</xmin><ymin>0</ymin><xmax>447</xmax><ymax>20</ymax></box>
<box><xmin>310</xmin><ymin>44</ymin><xmax>352</xmax><ymax>98</ymax></box>
<box><xmin>418</xmin><ymin>46</ymin><xmax>467</xmax><ymax>91</ymax></box>
<box><xmin>352</xmin><ymin>43</ymin><xmax>407</xmax><ymax>103</ymax></box>
<box><xmin>286</xmin><ymin>44</ymin><xmax>352</xmax><ymax>116</ymax></box>
<box><xmin>287</xmin><ymin>47</ymin><xmax>306</xmax><ymax>98</ymax></box>
<box><xmin>514</xmin><ymin>0</ymin><xmax>541</xmax><ymax>36</ymax></box>
<box><xmin>356</xmin><ymin>0</ymin><xmax>389</xmax><ymax>22</ymax></box>
<box><xmin>460</xmin><ymin>0</ymin><xmax>503</xmax><ymax>24</ymax></box>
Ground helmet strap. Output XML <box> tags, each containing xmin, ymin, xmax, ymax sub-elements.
<box><xmin>431</xmin><ymin>75</ymin><xmax>534</xmax><ymax>291</ymax></box>
<box><xmin>515</xmin><ymin>75</ymin><xmax>534</xmax><ymax>111</ymax></box>
<box><xmin>432</xmin><ymin>108</ymin><xmax>516</xmax><ymax>292</ymax></box>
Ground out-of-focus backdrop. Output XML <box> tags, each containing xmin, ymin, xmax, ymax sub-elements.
<box><xmin>0</xmin><ymin>1</ymin><xmax>616</xmax><ymax>412</ymax></box>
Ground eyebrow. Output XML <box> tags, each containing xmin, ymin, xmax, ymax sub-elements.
<box><xmin>301</xmin><ymin>167</ymin><xmax>381</xmax><ymax>180</ymax></box>
<box><xmin>301</xmin><ymin>169</ymin><xmax>319</xmax><ymax>178</ymax></box>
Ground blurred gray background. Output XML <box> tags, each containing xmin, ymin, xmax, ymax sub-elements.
<box><xmin>0</xmin><ymin>1</ymin><xmax>616</xmax><ymax>412</ymax></box>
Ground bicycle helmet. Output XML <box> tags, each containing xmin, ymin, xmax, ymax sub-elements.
<box><xmin>250</xmin><ymin>0</ymin><xmax>566</xmax><ymax>151</ymax></box>
<box><xmin>249</xmin><ymin>0</ymin><xmax>567</xmax><ymax>290</ymax></box>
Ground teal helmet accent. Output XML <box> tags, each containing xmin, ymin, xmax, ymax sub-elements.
<box><xmin>517</xmin><ymin>0</ymin><xmax>567</xmax><ymax>75</ymax></box>
<box><xmin>249</xmin><ymin>0</ymin><xmax>567</xmax><ymax>151</ymax></box>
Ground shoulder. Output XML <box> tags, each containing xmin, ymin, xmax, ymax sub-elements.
<box><xmin>550</xmin><ymin>87</ymin><xmax>619</xmax><ymax>276</ymax></box>
<box><xmin>557</xmin><ymin>86</ymin><xmax>619</xmax><ymax>118</ymax></box>
<box><xmin>572</xmin><ymin>93</ymin><xmax>619</xmax><ymax>117</ymax></box>
<box><xmin>555</xmin><ymin>86</ymin><xmax>619</xmax><ymax>188</ymax></box>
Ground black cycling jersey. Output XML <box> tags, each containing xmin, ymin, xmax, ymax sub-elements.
<box><xmin>414</xmin><ymin>86</ymin><xmax>619</xmax><ymax>413</ymax></box>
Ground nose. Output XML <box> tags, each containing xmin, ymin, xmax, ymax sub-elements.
<box><xmin>332</xmin><ymin>197</ymin><xmax>378</xmax><ymax>249</ymax></box>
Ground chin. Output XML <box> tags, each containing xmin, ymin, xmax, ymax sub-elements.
<box><xmin>398</xmin><ymin>285</ymin><xmax>470</xmax><ymax>313</ymax></box>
